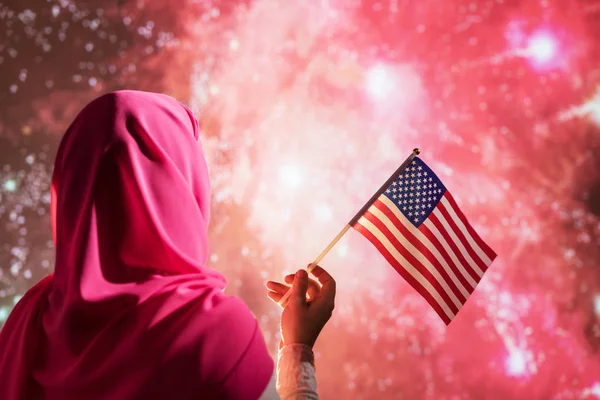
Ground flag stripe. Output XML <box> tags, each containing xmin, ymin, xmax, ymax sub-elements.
<box><xmin>439</xmin><ymin>196</ymin><xmax>493</xmax><ymax>267</ymax></box>
<box><xmin>418</xmin><ymin>219</ymin><xmax>479</xmax><ymax>288</ymax></box>
<box><xmin>434</xmin><ymin>206</ymin><xmax>487</xmax><ymax>275</ymax></box>
<box><xmin>346</xmin><ymin>157</ymin><xmax>497</xmax><ymax>323</ymax></box>
<box><xmin>438</xmin><ymin>202</ymin><xmax>487</xmax><ymax>274</ymax></box>
<box><xmin>378</xmin><ymin>196</ymin><xmax>478</xmax><ymax>291</ymax></box>
<box><xmin>443</xmin><ymin>192</ymin><xmax>497</xmax><ymax>260</ymax></box>
<box><xmin>372</xmin><ymin>199</ymin><xmax>470</xmax><ymax>301</ymax></box>
<box><xmin>424</xmin><ymin>214</ymin><xmax>482</xmax><ymax>281</ymax></box>
<box><xmin>354</xmin><ymin>217</ymin><xmax>455</xmax><ymax>324</ymax></box>
<box><xmin>363</xmin><ymin>209</ymin><xmax>463</xmax><ymax>310</ymax></box>
<box><xmin>418</xmin><ymin>216</ymin><xmax>480</xmax><ymax>286</ymax></box>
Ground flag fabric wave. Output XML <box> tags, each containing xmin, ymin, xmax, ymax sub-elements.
<box><xmin>353</xmin><ymin>157</ymin><xmax>497</xmax><ymax>324</ymax></box>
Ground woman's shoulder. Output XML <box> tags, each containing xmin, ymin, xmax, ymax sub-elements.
<box><xmin>164</xmin><ymin>292</ymin><xmax>269</xmax><ymax>365</ymax></box>
<box><xmin>189</xmin><ymin>294</ymin><xmax>275</xmax><ymax>398</ymax></box>
<box><xmin>140</xmin><ymin>292</ymin><xmax>274</xmax><ymax>397</ymax></box>
<box><xmin>209</xmin><ymin>296</ymin><xmax>275</xmax><ymax>399</ymax></box>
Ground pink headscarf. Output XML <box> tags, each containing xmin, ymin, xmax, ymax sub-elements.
<box><xmin>0</xmin><ymin>91</ymin><xmax>274</xmax><ymax>399</ymax></box>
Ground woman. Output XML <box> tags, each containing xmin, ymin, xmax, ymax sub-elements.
<box><xmin>0</xmin><ymin>90</ymin><xmax>335</xmax><ymax>399</ymax></box>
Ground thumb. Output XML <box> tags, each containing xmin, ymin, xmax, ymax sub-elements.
<box><xmin>289</xmin><ymin>269</ymin><xmax>308</xmax><ymax>306</ymax></box>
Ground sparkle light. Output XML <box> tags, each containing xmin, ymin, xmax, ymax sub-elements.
<box><xmin>364</xmin><ymin>63</ymin><xmax>424</xmax><ymax>113</ymax></box>
<box><xmin>366</xmin><ymin>64</ymin><xmax>395</xmax><ymax>100</ymax></box>
<box><xmin>557</xmin><ymin>87</ymin><xmax>600</xmax><ymax>126</ymax></box>
<box><xmin>594</xmin><ymin>295</ymin><xmax>600</xmax><ymax>316</ymax></box>
<box><xmin>3</xmin><ymin>179</ymin><xmax>17</xmax><ymax>192</ymax></box>
<box><xmin>591</xmin><ymin>383</ymin><xmax>600</xmax><ymax>398</ymax></box>
<box><xmin>506</xmin><ymin>348</ymin><xmax>527</xmax><ymax>376</ymax></box>
<box><xmin>527</xmin><ymin>31</ymin><xmax>558</xmax><ymax>65</ymax></box>
<box><xmin>0</xmin><ymin>307</ymin><xmax>8</xmax><ymax>323</ymax></box>
<box><xmin>590</xmin><ymin>89</ymin><xmax>600</xmax><ymax>126</ymax></box>
<box><xmin>583</xmin><ymin>382</ymin><xmax>600</xmax><ymax>398</ymax></box>
<box><xmin>278</xmin><ymin>163</ymin><xmax>305</xmax><ymax>189</ymax></box>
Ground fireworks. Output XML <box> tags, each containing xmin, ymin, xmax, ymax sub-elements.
<box><xmin>527</xmin><ymin>31</ymin><xmax>559</xmax><ymax>65</ymax></box>
<box><xmin>1</xmin><ymin>0</ymin><xmax>600</xmax><ymax>398</ymax></box>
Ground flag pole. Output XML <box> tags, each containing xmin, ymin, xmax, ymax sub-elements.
<box><xmin>277</xmin><ymin>148</ymin><xmax>421</xmax><ymax>306</ymax></box>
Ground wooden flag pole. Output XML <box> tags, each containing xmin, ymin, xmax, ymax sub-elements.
<box><xmin>277</xmin><ymin>148</ymin><xmax>421</xmax><ymax>306</ymax></box>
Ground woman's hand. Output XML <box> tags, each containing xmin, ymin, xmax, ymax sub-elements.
<box><xmin>266</xmin><ymin>273</ymin><xmax>321</xmax><ymax>307</ymax></box>
<box><xmin>266</xmin><ymin>265</ymin><xmax>336</xmax><ymax>349</ymax></box>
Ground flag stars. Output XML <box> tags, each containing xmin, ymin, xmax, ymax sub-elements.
<box><xmin>384</xmin><ymin>158</ymin><xmax>446</xmax><ymax>227</ymax></box>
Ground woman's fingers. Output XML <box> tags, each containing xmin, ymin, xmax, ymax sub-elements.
<box><xmin>267</xmin><ymin>290</ymin><xmax>289</xmax><ymax>308</ymax></box>
<box><xmin>306</xmin><ymin>279</ymin><xmax>320</xmax><ymax>300</ymax></box>
<box><xmin>266</xmin><ymin>281</ymin><xmax>290</xmax><ymax>294</ymax></box>
<box><xmin>267</xmin><ymin>279</ymin><xmax>320</xmax><ymax>299</ymax></box>
<box><xmin>266</xmin><ymin>277</ymin><xmax>321</xmax><ymax>301</ymax></box>
<box><xmin>308</xmin><ymin>265</ymin><xmax>336</xmax><ymax>307</ymax></box>
<box><xmin>266</xmin><ymin>290</ymin><xmax>283</xmax><ymax>303</ymax></box>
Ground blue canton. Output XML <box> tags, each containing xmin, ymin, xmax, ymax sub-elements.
<box><xmin>382</xmin><ymin>157</ymin><xmax>446</xmax><ymax>228</ymax></box>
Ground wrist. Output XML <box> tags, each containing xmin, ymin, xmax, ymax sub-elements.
<box><xmin>278</xmin><ymin>343</ymin><xmax>315</xmax><ymax>365</ymax></box>
<box><xmin>286</xmin><ymin>339</ymin><xmax>315</xmax><ymax>349</ymax></box>
<box><xmin>282</xmin><ymin>334</ymin><xmax>316</xmax><ymax>349</ymax></box>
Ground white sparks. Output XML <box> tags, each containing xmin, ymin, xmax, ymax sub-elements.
<box><xmin>3</xmin><ymin>179</ymin><xmax>17</xmax><ymax>192</ymax></box>
<box><xmin>278</xmin><ymin>163</ymin><xmax>305</xmax><ymax>189</ymax></box>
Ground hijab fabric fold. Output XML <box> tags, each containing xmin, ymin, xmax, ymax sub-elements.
<box><xmin>0</xmin><ymin>90</ymin><xmax>274</xmax><ymax>399</ymax></box>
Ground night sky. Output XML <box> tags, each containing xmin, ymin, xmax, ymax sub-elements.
<box><xmin>1</xmin><ymin>0</ymin><xmax>600</xmax><ymax>398</ymax></box>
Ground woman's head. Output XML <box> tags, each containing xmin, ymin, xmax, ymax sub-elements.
<box><xmin>0</xmin><ymin>91</ymin><xmax>274</xmax><ymax>400</ymax></box>
<box><xmin>50</xmin><ymin>91</ymin><xmax>223</xmax><ymax>296</ymax></box>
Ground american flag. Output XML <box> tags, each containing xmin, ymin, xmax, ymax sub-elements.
<box><xmin>352</xmin><ymin>157</ymin><xmax>497</xmax><ymax>324</ymax></box>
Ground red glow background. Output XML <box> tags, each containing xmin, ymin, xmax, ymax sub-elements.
<box><xmin>1</xmin><ymin>0</ymin><xmax>600</xmax><ymax>398</ymax></box>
